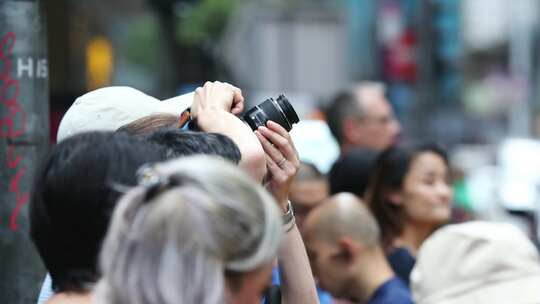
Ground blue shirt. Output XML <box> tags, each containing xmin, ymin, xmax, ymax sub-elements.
<box><xmin>265</xmin><ymin>267</ymin><xmax>333</xmax><ymax>304</ymax></box>
<box><xmin>387</xmin><ymin>247</ymin><xmax>415</xmax><ymax>286</ymax></box>
<box><xmin>367</xmin><ymin>277</ymin><xmax>413</xmax><ymax>304</ymax></box>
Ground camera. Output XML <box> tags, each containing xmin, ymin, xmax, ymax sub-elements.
<box><xmin>243</xmin><ymin>95</ymin><xmax>300</xmax><ymax>132</ymax></box>
<box><xmin>180</xmin><ymin>94</ymin><xmax>299</xmax><ymax>132</ymax></box>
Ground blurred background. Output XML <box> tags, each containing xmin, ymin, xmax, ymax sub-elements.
<box><xmin>45</xmin><ymin>0</ymin><xmax>539</xmax><ymax>141</ymax></box>
<box><xmin>46</xmin><ymin>0</ymin><xmax>540</xmax><ymax>224</ymax></box>
<box><xmin>3</xmin><ymin>0</ymin><xmax>540</xmax><ymax>301</ymax></box>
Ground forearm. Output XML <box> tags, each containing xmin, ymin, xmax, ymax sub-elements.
<box><xmin>278</xmin><ymin>225</ymin><xmax>319</xmax><ymax>304</ymax></box>
<box><xmin>196</xmin><ymin>109</ymin><xmax>267</xmax><ymax>181</ymax></box>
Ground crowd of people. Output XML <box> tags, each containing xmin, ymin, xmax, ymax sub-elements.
<box><xmin>29</xmin><ymin>81</ymin><xmax>540</xmax><ymax>304</ymax></box>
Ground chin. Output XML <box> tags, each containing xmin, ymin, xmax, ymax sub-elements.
<box><xmin>432</xmin><ymin>214</ymin><xmax>451</xmax><ymax>226</ymax></box>
<box><xmin>325</xmin><ymin>280</ymin><xmax>353</xmax><ymax>300</ymax></box>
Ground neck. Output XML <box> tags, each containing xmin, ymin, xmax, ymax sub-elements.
<box><xmin>341</xmin><ymin>143</ymin><xmax>354</xmax><ymax>155</ymax></box>
<box><xmin>350</xmin><ymin>247</ymin><xmax>395</xmax><ymax>303</ymax></box>
<box><xmin>47</xmin><ymin>291</ymin><xmax>92</xmax><ymax>304</ymax></box>
<box><xmin>393</xmin><ymin>222</ymin><xmax>435</xmax><ymax>256</ymax></box>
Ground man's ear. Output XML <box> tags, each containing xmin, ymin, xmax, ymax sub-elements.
<box><xmin>337</xmin><ymin>237</ymin><xmax>361</xmax><ymax>265</ymax></box>
<box><xmin>342</xmin><ymin>117</ymin><xmax>361</xmax><ymax>144</ymax></box>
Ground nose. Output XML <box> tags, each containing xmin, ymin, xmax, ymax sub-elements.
<box><xmin>437</xmin><ymin>182</ymin><xmax>453</xmax><ymax>204</ymax></box>
<box><xmin>391</xmin><ymin>117</ymin><xmax>401</xmax><ymax>136</ymax></box>
<box><xmin>387</xmin><ymin>119</ymin><xmax>402</xmax><ymax>147</ymax></box>
<box><xmin>307</xmin><ymin>255</ymin><xmax>319</xmax><ymax>276</ymax></box>
<box><xmin>311</xmin><ymin>264</ymin><xmax>318</xmax><ymax>277</ymax></box>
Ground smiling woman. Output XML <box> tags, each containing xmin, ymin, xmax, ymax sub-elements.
<box><xmin>365</xmin><ymin>142</ymin><xmax>454</xmax><ymax>285</ymax></box>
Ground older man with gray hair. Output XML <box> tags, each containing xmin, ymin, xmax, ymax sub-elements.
<box><xmin>325</xmin><ymin>82</ymin><xmax>401</xmax><ymax>153</ymax></box>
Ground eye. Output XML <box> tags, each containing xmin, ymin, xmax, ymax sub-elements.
<box><xmin>445</xmin><ymin>175</ymin><xmax>452</xmax><ymax>185</ymax></box>
<box><xmin>306</xmin><ymin>249</ymin><xmax>317</xmax><ymax>261</ymax></box>
<box><xmin>423</xmin><ymin>178</ymin><xmax>435</xmax><ymax>186</ymax></box>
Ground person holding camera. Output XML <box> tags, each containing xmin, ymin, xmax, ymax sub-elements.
<box><xmin>189</xmin><ymin>81</ymin><xmax>318</xmax><ymax>304</ymax></box>
<box><xmin>37</xmin><ymin>80</ymin><xmax>317</xmax><ymax>304</ymax></box>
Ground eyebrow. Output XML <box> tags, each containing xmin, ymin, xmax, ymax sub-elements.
<box><xmin>419</xmin><ymin>169</ymin><xmax>449</xmax><ymax>179</ymax></box>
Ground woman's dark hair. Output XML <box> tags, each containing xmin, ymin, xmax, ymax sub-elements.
<box><xmin>145</xmin><ymin>128</ymin><xmax>242</xmax><ymax>164</ymax></box>
<box><xmin>29</xmin><ymin>131</ymin><xmax>167</xmax><ymax>293</ymax></box>
<box><xmin>365</xmin><ymin>142</ymin><xmax>449</xmax><ymax>249</ymax></box>
<box><xmin>329</xmin><ymin>148</ymin><xmax>379</xmax><ymax>197</ymax></box>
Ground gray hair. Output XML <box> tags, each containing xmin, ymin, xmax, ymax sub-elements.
<box><xmin>326</xmin><ymin>81</ymin><xmax>386</xmax><ymax>144</ymax></box>
<box><xmin>95</xmin><ymin>155</ymin><xmax>282</xmax><ymax>304</ymax></box>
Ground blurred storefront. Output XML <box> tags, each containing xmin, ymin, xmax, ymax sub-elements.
<box><xmin>43</xmin><ymin>0</ymin><xmax>540</xmax><ymax>234</ymax></box>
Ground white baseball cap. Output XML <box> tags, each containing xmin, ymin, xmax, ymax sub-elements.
<box><xmin>57</xmin><ymin>86</ymin><xmax>193</xmax><ymax>142</ymax></box>
<box><xmin>411</xmin><ymin>221</ymin><xmax>540</xmax><ymax>304</ymax></box>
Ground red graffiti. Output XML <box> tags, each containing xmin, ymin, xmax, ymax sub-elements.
<box><xmin>6</xmin><ymin>145</ymin><xmax>22</xmax><ymax>168</ymax></box>
<box><xmin>8</xmin><ymin>168</ymin><xmax>29</xmax><ymax>230</ymax></box>
<box><xmin>1</xmin><ymin>31</ymin><xmax>28</xmax><ymax>231</ymax></box>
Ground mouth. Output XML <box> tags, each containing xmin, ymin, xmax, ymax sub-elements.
<box><xmin>439</xmin><ymin>198</ymin><xmax>452</xmax><ymax>207</ymax></box>
<box><xmin>390</xmin><ymin>133</ymin><xmax>401</xmax><ymax>146</ymax></box>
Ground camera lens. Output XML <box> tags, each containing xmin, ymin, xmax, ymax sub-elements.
<box><xmin>243</xmin><ymin>94</ymin><xmax>300</xmax><ymax>132</ymax></box>
<box><xmin>275</xmin><ymin>95</ymin><xmax>300</xmax><ymax>127</ymax></box>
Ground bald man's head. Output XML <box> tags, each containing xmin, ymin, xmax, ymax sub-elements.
<box><xmin>305</xmin><ymin>193</ymin><xmax>380</xmax><ymax>248</ymax></box>
<box><xmin>304</xmin><ymin>193</ymin><xmax>383</xmax><ymax>298</ymax></box>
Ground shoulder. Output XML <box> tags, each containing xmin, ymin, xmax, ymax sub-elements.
<box><xmin>369</xmin><ymin>277</ymin><xmax>413</xmax><ymax>304</ymax></box>
<box><xmin>387</xmin><ymin>247</ymin><xmax>416</xmax><ymax>286</ymax></box>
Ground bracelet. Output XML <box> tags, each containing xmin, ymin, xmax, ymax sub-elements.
<box><xmin>177</xmin><ymin>107</ymin><xmax>191</xmax><ymax>129</ymax></box>
<box><xmin>282</xmin><ymin>200</ymin><xmax>296</xmax><ymax>232</ymax></box>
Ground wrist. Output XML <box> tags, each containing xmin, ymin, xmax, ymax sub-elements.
<box><xmin>278</xmin><ymin>199</ymin><xmax>289</xmax><ymax>213</ymax></box>
<box><xmin>281</xmin><ymin>200</ymin><xmax>295</xmax><ymax>232</ymax></box>
<box><xmin>196</xmin><ymin>109</ymin><xmax>232</xmax><ymax>131</ymax></box>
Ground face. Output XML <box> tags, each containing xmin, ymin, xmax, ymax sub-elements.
<box><xmin>305</xmin><ymin>236</ymin><xmax>354</xmax><ymax>299</ymax></box>
<box><xmin>289</xmin><ymin>179</ymin><xmax>328</xmax><ymax>233</ymax></box>
<box><xmin>396</xmin><ymin>152</ymin><xmax>453</xmax><ymax>227</ymax></box>
<box><xmin>226</xmin><ymin>263</ymin><xmax>273</xmax><ymax>304</ymax></box>
<box><xmin>354</xmin><ymin>88</ymin><xmax>401</xmax><ymax>151</ymax></box>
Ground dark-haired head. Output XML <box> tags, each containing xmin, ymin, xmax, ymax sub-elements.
<box><xmin>329</xmin><ymin>148</ymin><xmax>379</xmax><ymax>198</ymax></box>
<box><xmin>290</xmin><ymin>162</ymin><xmax>328</xmax><ymax>232</ymax></box>
<box><xmin>29</xmin><ymin>131</ymin><xmax>167</xmax><ymax>293</ymax></box>
<box><xmin>145</xmin><ymin>128</ymin><xmax>241</xmax><ymax>164</ymax></box>
<box><xmin>366</xmin><ymin>142</ymin><xmax>453</xmax><ymax>249</ymax></box>
<box><xmin>325</xmin><ymin>90</ymin><xmax>358</xmax><ymax>146</ymax></box>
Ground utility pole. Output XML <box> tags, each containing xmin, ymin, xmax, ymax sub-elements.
<box><xmin>413</xmin><ymin>0</ymin><xmax>436</xmax><ymax>140</ymax></box>
<box><xmin>0</xmin><ymin>0</ymin><xmax>49</xmax><ymax>302</ymax></box>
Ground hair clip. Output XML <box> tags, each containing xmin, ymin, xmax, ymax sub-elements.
<box><xmin>137</xmin><ymin>164</ymin><xmax>162</xmax><ymax>186</ymax></box>
<box><xmin>136</xmin><ymin>164</ymin><xmax>170</xmax><ymax>201</ymax></box>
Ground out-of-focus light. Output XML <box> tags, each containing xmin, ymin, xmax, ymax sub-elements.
<box><xmin>498</xmin><ymin>138</ymin><xmax>540</xmax><ymax>211</ymax></box>
<box><xmin>86</xmin><ymin>36</ymin><xmax>114</xmax><ymax>90</ymax></box>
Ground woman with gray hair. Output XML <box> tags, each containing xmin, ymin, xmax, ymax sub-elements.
<box><xmin>94</xmin><ymin>155</ymin><xmax>283</xmax><ymax>304</ymax></box>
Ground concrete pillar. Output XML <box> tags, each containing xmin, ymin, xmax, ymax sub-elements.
<box><xmin>0</xmin><ymin>0</ymin><xmax>49</xmax><ymax>302</ymax></box>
